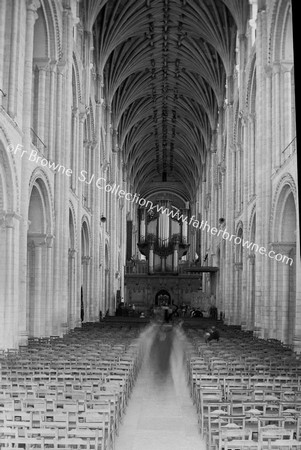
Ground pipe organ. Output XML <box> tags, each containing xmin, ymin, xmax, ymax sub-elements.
<box><xmin>137</xmin><ymin>201</ymin><xmax>190</xmax><ymax>274</ymax></box>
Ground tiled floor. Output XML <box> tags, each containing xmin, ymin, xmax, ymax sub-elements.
<box><xmin>115</xmin><ymin>325</ymin><xmax>207</xmax><ymax>450</ymax></box>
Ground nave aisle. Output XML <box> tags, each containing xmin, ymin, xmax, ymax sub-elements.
<box><xmin>115</xmin><ymin>325</ymin><xmax>206</xmax><ymax>450</ymax></box>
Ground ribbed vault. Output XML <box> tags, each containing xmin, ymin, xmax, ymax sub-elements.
<box><xmin>83</xmin><ymin>0</ymin><xmax>249</xmax><ymax>203</ymax></box>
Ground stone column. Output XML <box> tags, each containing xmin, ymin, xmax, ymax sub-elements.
<box><xmin>7</xmin><ymin>0</ymin><xmax>20</xmax><ymax>116</ymax></box>
<box><xmin>81</xmin><ymin>256</ymin><xmax>91</xmax><ymax>322</ymax></box>
<box><xmin>248</xmin><ymin>114</ymin><xmax>255</xmax><ymax>197</ymax></box>
<box><xmin>71</xmin><ymin>107</ymin><xmax>79</xmax><ymax>190</ymax></box>
<box><xmin>173</xmin><ymin>241</ymin><xmax>179</xmax><ymax>273</ymax></box>
<box><xmin>45</xmin><ymin>235</ymin><xmax>54</xmax><ymax>337</ymax></box>
<box><xmin>262</xmin><ymin>65</ymin><xmax>273</xmax><ymax>337</ymax></box>
<box><xmin>68</xmin><ymin>249</ymin><xmax>76</xmax><ymax>328</ymax></box>
<box><xmin>140</xmin><ymin>208</ymin><xmax>146</xmax><ymax>242</ymax></box>
<box><xmin>52</xmin><ymin>63</ymin><xmax>64</xmax><ymax>336</ymax></box>
<box><xmin>28</xmin><ymin>235</ymin><xmax>46</xmax><ymax>338</ymax></box>
<box><xmin>35</xmin><ymin>58</ymin><xmax>50</xmax><ymax>152</ymax></box>
<box><xmin>0</xmin><ymin>0</ymin><xmax>7</xmax><ymax>107</ymax></box>
<box><xmin>269</xmin><ymin>253</ymin><xmax>278</xmax><ymax>339</ymax></box>
<box><xmin>149</xmin><ymin>242</ymin><xmax>154</xmax><ymax>274</ymax></box>
<box><xmin>161</xmin><ymin>256</ymin><xmax>166</xmax><ymax>272</ymax></box>
<box><xmin>48</xmin><ymin>62</ymin><xmax>57</xmax><ymax>161</ymax></box>
<box><xmin>246</xmin><ymin>254</ymin><xmax>255</xmax><ymax>330</ymax></box>
<box><xmin>0</xmin><ymin>213</ymin><xmax>21</xmax><ymax>349</ymax></box>
<box><xmin>241</xmin><ymin>115</ymin><xmax>248</xmax><ymax>330</ymax></box>
<box><xmin>19</xmin><ymin>0</ymin><xmax>40</xmax><ymax>344</ymax></box>
<box><xmin>273</xmin><ymin>63</ymin><xmax>281</xmax><ymax>168</ymax></box>
<box><xmin>253</xmin><ymin>6</ymin><xmax>267</xmax><ymax>338</ymax></box>
<box><xmin>281</xmin><ymin>260</ymin><xmax>290</xmax><ymax>343</ymax></box>
<box><xmin>234</xmin><ymin>263</ymin><xmax>243</xmax><ymax>324</ymax></box>
<box><xmin>4</xmin><ymin>219</ymin><xmax>14</xmax><ymax>347</ymax></box>
<box><xmin>182</xmin><ymin>209</ymin><xmax>188</xmax><ymax>243</ymax></box>
<box><xmin>271</xmin><ymin>243</ymin><xmax>294</xmax><ymax>344</ymax></box>
<box><xmin>281</xmin><ymin>63</ymin><xmax>293</xmax><ymax>162</ymax></box>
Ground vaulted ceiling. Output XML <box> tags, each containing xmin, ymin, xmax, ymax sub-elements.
<box><xmin>82</xmin><ymin>0</ymin><xmax>249</xmax><ymax>204</ymax></box>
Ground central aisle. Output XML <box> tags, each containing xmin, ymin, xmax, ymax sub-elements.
<box><xmin>115</xmin><ymin>324</ymin><xmax>207</xmax><ymax>450</ymax></box>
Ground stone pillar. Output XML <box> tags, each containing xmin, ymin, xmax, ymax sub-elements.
<box><xmin>241</xmin><ymin>115</ymin><xmax>248</xmax><ymax>331</ymax></box>
<box><xmin>0</xmin><ymin>0</ymin><xmax>7</xmax><ymax>107</ymax></box>
<box><xmin>282</xmin><ymin>63</ymin><xmax>293</xmax><ymax>162</ymax></box>
<box><xmin>28</xmin><ymin>235</ymin><xmax>47</xmax><ymax>338</ymax></box>
<box><xmin>4</xmin><ymin>221</ymin><xmax>14</xmax><ymax>346</ymax></box>
<box><xmin>48</xmin><ymin>62</ymin><xmax>57</xmax><ymax>161</ymax></box>
<box><xmin>149</xmin><ymin>243</ymin><xmax>154</xmax><ymax>274</ymax></box>
<box><xmin>271</xmin><ymin>243</ymin><xmax>294</xmax><ymax>344</ymax></box>
<box><xmin>71</xmin><ymin>108</ymin><xmax>79</xmax><ymax>190</ymax></box>
<box><xmin>253</xmin><ymin>6</ymin><xmax>267</xmax><ymax>338</ymax></box>
<box><xmin>268</xmin><ymin>248</ymin><xmax>278</xmax><ymax>339</ymax></box>
<box><xmin>81</xmin><ymin>256</ymin><xmax>91</xmax><ymax>322</ymax></box>
<box><xmin>273</xmin><ymin>63</ymin><xmax>281</xmax><ymax>168</ymax></box>
<box><xmin>248</xmin><ymin>114</ymin><xmax>255</xmax><ymax>197</ymax></box>
<box><xmin>182</xmin><ymin>209</ymin><xmax>188</xmax><ymax>243</ymax></box>
<box><xmin>140</xmin><ymin>208</ymin><xmax>146</xmax><ymax>242</ymax></box>
<box><xmin>173</xmin><ymin>241</ymin><xmax>179</xmax><ymax>273</ymax></box>
<box><xmin>19</xmin><ymin>0</ymin><xmax>40</xmax><ymax>344</ymax></box>
<box><xmin>68</xmin><ymin>249</ymin><xmax>76</xmax><ymax>328</ymax></box>
<box><xmin>224</xmin><ymin>97</ymin><xmax>235</xmax><ymax>324</ymax></box>
<box><xmin>246</xmin><ymin>254</ymin><xmax>255</xmax><ymax>330</ymax></box>
<box><xmin>7</xmin><ymin>0</ymin><xmax>20</xmax><ymax>116</ymax></box>
<box><xmin>161</xmin><ymin>256</ymin><xmax>166</xmax><ymax>272</ymax></box>
<box><xmin>35</xmin><ymin>58</ymin><xmax>50</xmax><ymax>151</ymax></box>
<box><xmin>262</xmin><ymin>66</ymin><xmax>273</xmax><ymax>337</ymax></box>
<box><xmin>281</xmin><ymin>260</ymin><xmax>290</xmax><ymax>343</ymax></box>
<box><xmin>0</xmin><ymin>213</ymin><xmax>20</xmax><ymax>349</ymax></box>
<box><xmin>52</xmin><ymin>64</ymin><xmax>64</xmax><ymax>336</ymax></box>
<box><xmin>45</xmin><ymin>235</ymin><xmax>54</xmax><ymax>337</ymax></box>
<box><xmin>234</xmin><ymin>263</ymin><xmax>243</xmax><ymax>323</ymax></box>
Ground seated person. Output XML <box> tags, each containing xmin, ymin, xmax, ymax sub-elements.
<box><xmin>204</xmin><ymin>326</ymin><xmax>220</xmax><ymax>343</ymax></box>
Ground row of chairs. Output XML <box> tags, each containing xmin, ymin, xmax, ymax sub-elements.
<box><xmin>185</xmin><ymin>325</ymin><xmax>301</xmax><ymax>449</ymax></box>
<box><xmin>0</xmin><ymin>324</ymin><xmax>144</xmax><ymax>449</ymax></box>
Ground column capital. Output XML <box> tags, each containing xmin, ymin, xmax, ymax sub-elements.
<box><xmin>46</xmin><ymin>234</ymin><xmax>54</xmax><ymax>248</ymax></box>
<box><xmin>248</xmin><ymin>113</ymin><xmax>256</xmax><ymax>123</ymax></box>
<box><xmin>238</xmin><ymin>110</ymin><xmax>247</xmax><ymax>125</ymax></box>
<box><xmin>82</xmin><ymin>255</ymin><xmax>92</xmax><ymax>265</ymax></box>
<box><xmin>27</xmin><ymin>233</ymin><xmax>47</xmax><ymax>247</ymax></box>
<box><xmin>269</xmin><ymin>242</ymin><xmax>295</xmax><ymax>255</ymax></box>
<box><xmin>234</xmin><ymin>262</ymin><xmax>243</xmax><ymax>271</ymax></box>
<box><xmin>69</xmin><ymin>248</ymin><xmax>76</xmax><ymax>258</ymax></box>
<box><xmin>273</xmin><ymin>62</ymin><xmax>281</xmax><ymax>74</ymax></box>
<box><xmin>247</xmin><ymin>253</ymin><xmax>255</xmax><ymax>264</ymax></box>
<box><xmin>264</xmin><ymin>64</ymin><xmax>273</xmax><ymax>78</ymax></box>
<box><xmin>26</xmin><ymin>0</ymin><xmax>40</xmax><ymax>13</ymax></box>
<box><xmin>79</xmin><ymin>103</ymin><xmax>88</xmax><ymax>122</ymax></box>
<box><xmin>0</xmin><ymin>211</ymin><xmax>22</xmax><ymax>228</ymax></box>
<box><xmin>72</xmin><ymin>106</ymin><xmax>79</xmax><ymax>117</ymax></box>
<box><xmin>281</xmin><ymin>61</ymin><xmax>294</xmax><ymax>73</ymax></box>
<box><xmin>57</xmin><ymin>65</ymin><xmax>67</xmax><ymax>79</ymax></box>
<box><xmin>34</xmin><ymin>57</ymin><xmax>51</xmax><ymax>71</ymax></box>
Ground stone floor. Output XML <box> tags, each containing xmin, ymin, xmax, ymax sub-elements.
<box><xmin>115</xmin><ymin>324</ymin><xmax>207</xmax><ymax>450</ymax></box>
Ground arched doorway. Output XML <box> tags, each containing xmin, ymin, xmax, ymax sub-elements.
<box><xmin>27</xmin><ymin>180</ymin><xmax>52</xmax><ymax>337</ymax></box>
<box><xmin>155</xmin><ymin>289</ymin><xmax>171</xmax><ymax>306</ymax></box>
<box><xmin>273</xmin><ymin>187</ymin><xmax>297</xmax><ymax>345</ymax></box>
